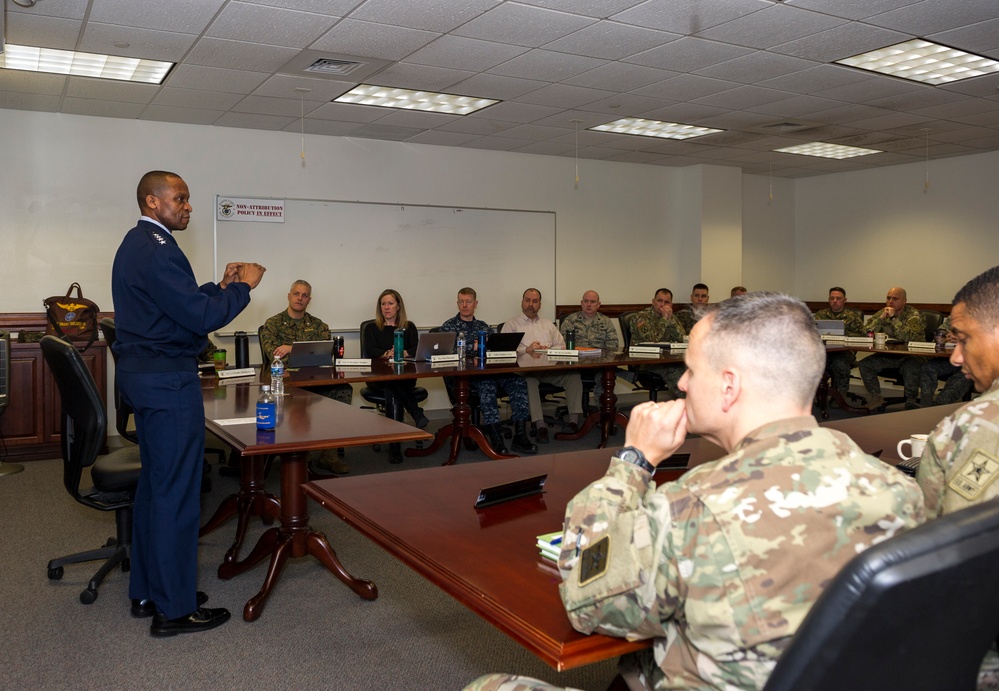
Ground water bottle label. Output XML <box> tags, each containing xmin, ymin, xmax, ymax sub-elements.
<box><xmin>256</xmin><ymin>401</ymin><xmax>276</xmax><ymax>429</ymax></box>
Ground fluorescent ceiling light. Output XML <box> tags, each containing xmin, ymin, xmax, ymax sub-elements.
<box><xmin>590</xmin><ymin>117</ymin><xmax>723</xmax><ymax>140</ymax></box>
<box><xmin>775</xmin><ymin>142</ymin><xmax>882</xmax><ymax>159</ymax></box>
<box><xmin>334</xmin><ymin>84</ymin><xmax>498</xmax><ymax>115</ymax></box>
<box><xmin>836</xmin><ymin>39</ymin><xmax>999</xmax><ymax>85</ymax></box>
<box><xmin>0</xmin><ymin>44</ymin><xmax>173</xmax><ymax>84</ymax></box>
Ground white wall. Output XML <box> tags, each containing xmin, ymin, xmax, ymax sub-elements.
<box><xmin>792</xmin><ymin>150</ymin><xmax>999</xmax><ymax>304</ymax></box>
<box><xmin>742</xmin><ymin>174</ymin><xmax>796</xmax><ymax>295</ymax></box>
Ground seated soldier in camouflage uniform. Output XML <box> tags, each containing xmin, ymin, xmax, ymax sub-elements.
<box><xmin>674</xmin><ymin>282</ymin><xmax>709</xmax><ymax>333</ymax></box>
<box><xmin>902</xmin><ymin>315</ymin><xmax>973</xmax><ymax>407</ymax></box>
<box><xmin>559</xmin><ymin>290</ymin><xmax>619</xmax><ymax>400</ymax></box>
<box><xmin>627</xmin><ymin>288</ymin><xmax>687</xmax><ymax>399</ymax></box>
<box><xmin>916</xmin><ymin>266</ymin><xmax>999</xmax><ymax>687</ymax></box>
<box><xmin>466</xmin><ymin>293</ymin><xmax>924</xmax><ymax>691</ymax></box>
<box><xmin>813</xmin><ymin>286</ymin><xmax>865</xmax><ymax>395</ymax></box>
<box><xmin>858</xmin><ymin>286</ymin><xmax>927</xmax><ymax>410</ymax></box>
<box><xmin>261</xmin><ymin>279</ymin><xmax>352</xmax><ymax>473</ymax></box>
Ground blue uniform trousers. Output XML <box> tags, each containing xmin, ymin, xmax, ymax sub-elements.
<box><xmin>119</xmin><ymin>368</ymin><xmax>204</xmax><ymax>619</ymax></box>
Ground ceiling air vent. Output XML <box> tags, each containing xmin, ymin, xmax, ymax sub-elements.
<box><xmin>304</xmin><ymin>58</ymin><xmax>364</xmax><ymax>76</ymax></box>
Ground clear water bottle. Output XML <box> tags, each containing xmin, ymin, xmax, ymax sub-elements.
<box><xmin>456</xmin><ymin>331</ymin><xmax>466</xmax><ymax>357</ymax></box>
<box><xmin>256</xmin><ymin>384</ymin><xmax>276</xmax><ymax>430</ymax></box>
<box><xmin>270</xmin><ymin>354</ymin><xmax>285</xmax><ymax>395</ymax></box>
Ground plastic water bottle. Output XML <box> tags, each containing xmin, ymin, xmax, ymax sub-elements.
<box><xmin>270</xmin><ymin>354</ymin><xmax>285</xmax><ymax>395</ymax></box>
<box><xmin>456</xmin><ymin>331</ymin><xmax>466</xmax><ymax>357</ymax></box>
<box><xmin>393</xmin><ymin>328</ymin><xmax>405</xmax><ymax>363</ymax></box>
<box><xmin>478</xmin><ymin>330</ymin><xmax>488</xmax><ymax>360</ymax></box>
<box><xmin>256</xmin><ymin>385</ymin><xmax>276</xmax><ymax>430</ymax></box>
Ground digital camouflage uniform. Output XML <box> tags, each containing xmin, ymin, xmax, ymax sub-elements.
<box><xmin>813</xmin><ymin>307</ymin><xmax>865</xmax><ymax>393</ymax></box>
<box><xmin>440</xmin><ymin>314</ymin><xmax>530</xmax><ymax>425</ymax></box>
<box><xmin>902</xmin><ymin>317</ymin><xmax>973</xmax><ymax>406</ymax></box>
<box><xmin>260</xmin><ymin>310</ymin><xmax>352</xmax><ymax>404</ymax></box>
<box><xmin>561</xmin><ymin>310</ymin><xmax>619</xmax><ymax>400</ymax></box>
<box><xmin>859</xmin><ymin>305</ymin><xmax>927</xmax><ymax>401</ymax></box>
<box><xmin>628</xmin><ymin>307</ymin><xmax>687</xmax><ymax>398</ymax></box>
<box><xmin>917</xmin><ymin>378</ymin><xmax>999</xmax><ymax>684</ymax></box>
<box><xmin>555</xmin><ymin>417</ymin><xmax>924</xmax><ymax>691</ymax></box>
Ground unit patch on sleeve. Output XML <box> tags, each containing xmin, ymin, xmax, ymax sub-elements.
<box><xmin>949</xmin><ymin>449</ymin><xmax>999</xmax><ymax>501</ymax></box>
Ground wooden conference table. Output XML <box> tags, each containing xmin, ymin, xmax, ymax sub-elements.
<box><xmin>288</xmin><ymin>350</ymin><xmax>687</xmax><ymax>463</ymax></box>
<box><xmin>304</xmin><ymin>403</ymin><xmax>960</xmax><ymax>671</ymax></box>
<box><xmin>201</xmin><ymin>379</ymin><xmax>432</xmax><ymax>621</ymax></box>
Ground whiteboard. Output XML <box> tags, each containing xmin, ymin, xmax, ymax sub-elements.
<box><xmin>215</xmin><ymin>197</ymin><xmax>556</xmax><ymax>333</ymax></box>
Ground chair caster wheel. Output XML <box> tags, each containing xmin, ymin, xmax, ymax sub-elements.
<box><xmin>48</xmin><ymin>566</ymin><xmax>64</xmax><ymax>580</ymax></box>
<box><xmin>80</xmin><ymin>588</ymin><xmax>98</xmax><ymax>605</ymax></box>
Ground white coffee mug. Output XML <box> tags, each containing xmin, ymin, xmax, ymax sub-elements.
<box><xmin>897</xmin><ymin>433</ymin><xmax>928</xmax><ymax>461</ymax></box>
<box><xmin>874</xmin><ymin>332</ymin><xmax>887</xmax><ymax>347</ymax></box>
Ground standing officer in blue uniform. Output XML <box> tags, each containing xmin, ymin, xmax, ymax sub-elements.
<box><xmin>112</xmin><ymin>170</ymin><xmax>265</xmax><ymax>637</ymax></box>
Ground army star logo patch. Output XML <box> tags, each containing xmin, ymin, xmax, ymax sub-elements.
<box><xmin>578</xmin><ymin>535</ymin><xmax>610</xmax><ymax>587</ymax></box>
<box><xmin>949</xmin><ymin>449</ymin><xmax>999</xmax><ymax>501</ymax></box>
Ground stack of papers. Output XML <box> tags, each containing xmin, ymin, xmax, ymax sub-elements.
<box><xmin>908</xmin><ymin>341</ymin><xmax>938</xmax><ymax>351</ymax></box>
<box><xmin>536</xmin><ymin>531</ymin><xmax>563</xmax><ymax>563</ymax></box>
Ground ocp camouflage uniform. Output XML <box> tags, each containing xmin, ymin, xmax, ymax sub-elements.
<box><xmin>917</xmin><ymin>378</ymin><xmax>999</xmax><ymax>684</ymax></box>
<box><xmin>904</xmin><ymin>317</ymin><xmax>973</xmax><ymax>406</ymax></box>
<box><xmin>675</xmin><ymin>308</ymin><xmax>699</xmax><ymax>334</ymax></box>
<box><xmin>462</xmin><ymin>675</ymin><xmax>579</xmax><ymax>691</ymax></box>
<box><xmin>813</xmin><ymin>307</ymin><xmax>865</xmax><ymax>393</ymax></box>
<box><xmin>260</xmin><ymin>310</ymin><xmax>352</xmax><ymax>404</ymax></box>
<box><xmin>628</xmin><ymin>307</ymin><xmax>686</xmax><ymax>398</ymax></box>
<box><xmin>859</xmin><ymin>305</ymin><xmax>927</xmax><ymax>401</ymax></box>
<box><xmin>555</xmin><ymin>417</ymin><xmax>924</xmax><ymax>691</ymax></box>
<box><xmin>440</xmin><ymin>314</ymin><xmax>530</xmax><ymax>426</ymax></box>
<box><xmin>559</xmin><ymin>311</ymin><xmax>619</xmax><ymax>351</ymax></box>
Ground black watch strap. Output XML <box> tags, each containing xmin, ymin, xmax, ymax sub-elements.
<box><xmin>619</xmin><ymin>446</ymin><xmax>655</xmax><ymax>474</ymax></box>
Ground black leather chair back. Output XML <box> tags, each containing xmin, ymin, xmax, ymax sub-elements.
<box><xmin>618</xmin><ymin>311</ymin><xmax>636</xmax><ymax>349</ymax></box>
<box><xmin>99</xmin><ymin>318</ymin><xmax>139</xmax><ymax>443</ymax></box>
<box><xmin>0</xmin><ymin>329</ymin><xmax>9</xmax><ymax>412</ymax></box>
<box><xmin>257</xmin><ymin>324</ymin><xmax>268</xmax><ymax>363</ymax></box>
<box><xmin>764</xmin><ymin>499</ymin><xmax>999</xmax><ymax>691</ymax></box>
<box><xmin>921</xmin><ymin>309</ymin><xmax>945</xmax><ymax>341</ymax></box>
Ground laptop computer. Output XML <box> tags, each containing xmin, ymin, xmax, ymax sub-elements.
<box><xmin>287</xmin><ymin>340</ymin><xmax>334</xmax><ymax>368</ymax></box>
<box><xmin>815</xmin><ymin>319</ymin><xmax>846</xmax><ymax>336</ymax></box>
<box><xmin>406</xmin><ymin>331</ymin><xmax>457</xmax><ymax>361</ymax></box>
<box><xmin>486</xmin><ymin>331</ymin><xmax>524</xmax><ymax>352</ymax></box>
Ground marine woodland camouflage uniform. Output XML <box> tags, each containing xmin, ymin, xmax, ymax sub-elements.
<box><xmin>859</xmin><ymin>304</ymin><xmax>927</xmax><ymax>401</ymax></box>
<box><xmin>440</xmin><ymin>314</ymin><xmax>530</xmax><ymax>425</ymax></box>
<box><xmin>628</xmin><ymin>306</ymin><xmax>687</xmax><ymax>398</ymax></box>
<box><xmin>559</xmin><ymin>311</ymin><xmax>619</xmax><ymax>351</ymax></box>
<box><xmin>917</xmin><ymin>377</ymin><xmax>999</xmax><ymax>685</ymax></box>
<box><xmin>903</xmin><ymin>317</ymin><xmax>973</xmax><ymax>406</ymax></box>
<box><xmin>813</xmin><ymin>306</ymin><xmax>865</xmax><ymax>393</ymax></box>
<box><xmin>260</xmin><ymin>310</ymin><xmax>352</xmax><ymax>404</ymax></box>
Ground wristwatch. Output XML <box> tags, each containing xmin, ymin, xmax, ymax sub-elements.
<box><xmin>618</xmin><ymin>446</ymin><xmax>655</xmax><ymax>475</ymax></box>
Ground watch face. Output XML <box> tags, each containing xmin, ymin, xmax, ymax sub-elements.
<box><xmin>621</xmin><ymin>448</ymin><xmax>639</xmax><ymax>463</ymax></box>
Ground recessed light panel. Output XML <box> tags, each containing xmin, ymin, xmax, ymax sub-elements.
<box><xmin>0</xmin><ymin>44</ymin><xmax>173</xmax><ymax>84</ymax></box>
<box><xmin>775</xmin><ymin>142</ymin><xmax>882</xmax><ymax>159</ymax></box>
<box><xmin>836</xmin><ymin>39</ymin><xmax>999</xmax><ymax>85</ymax></box>
<box><xmin>590</xmin><ymin>117</ymin><xmax>722</xmax><ymax>140</ymax></box>
<box><xmin>334</xmin><ymin>84</ymin><xmax>498</xmax><ymax>115</ymax></box>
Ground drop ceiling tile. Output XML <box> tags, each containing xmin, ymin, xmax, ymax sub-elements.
<box><xmin>65</xmin><ymin>77</ymin><xmax>159</xmax><ymax>103</ymax></box>
<box><xmin>573</xmin><ymin>146</ymin><xmax>623</xmax><ymax>159</ymax></box>
<box><xmin>308</xmin><ymin>101</ymin><xmax>390</xmax><ymax>123</ymax></box>
<box><xmin>348</xmin><ymin>123</ymin><xmax>426</xmax><ymax>140</ymax></box>
<box><xmin>516</xmin><ymin>0</ymin><xmax>648</xmax><ymax>18</ymax></box>
<box><xmin>165</xmin><ymin>64</ymin><xmax>270</xmax><ymax>94</ymax></box>
<box><xmin>612</xmin><ymin>0</ymin><xmax>766</xmax><ymax>34</ymax></box>
<box><xmin>605</xmin><ymin>150</ymin><xmax>669</xmax><ymax>163</ymax></box>
<box><xmin>930</xmin><ymin>18</ymin><xmax>999</xmax><ymax>56</ymax></box>
<box><xmin>405</xmin><ymin>130</ymin><xmax>482</xmax><ymax>146</ymax></box>
<box><xmin>349</xmin><ymin>0</ymin><xmax>498</xmax><ymax>33</ymax></box>
<box><xmin>152</xmin><ymin>86</ymin><xmax>245</xmax><ymax>110</ymax></box>
<box><xmin>61</xmin><ymin>97</ymin><xmax>146</xmax><ymax>118</ymax></box>
<box><xmin>141</xmin><ymin>104</ymin><xmax>225</xmax><ymax>125</ymax></box>
<box><xmin>769</xmin><ymin>22</ymin><xmax>909</xmax><ymax>63</ymax></box>
<box><xmin>635</xmin><ymin>102</ymin><xmax>730</xmax><ymax>124</ymax></box>
<box><xmin>309</xmin><ymin>19</ymin><xmax>439</xmax><ymax>61</ymax></box>
<box><xmin>635</xmin><ymin>74</ymin><xmax>740</xmax><ymax>101</ymax></box>
<box><xmin>460</xmin><ymin>135</ymin><xmax>537</xmax><ymax>151</ymax></box>
<box><xmin>543</xmin><ymin>21</ymin><xmax>679</xmax><ymax>61</ymax></box>
<box><xmin>865</xmin><ymin>87</ymin><xmax>971</xmax><ymax>112</ymax></box>
<box><xmin>7</xmin><ymin>13</ymin><xmax>81</xmax><ymax>51</ymax></box>
<box><xmin>0</xmin><ymin>91</ymin><xmax>63</xmax><ymax>111</ymax></box>
<box><xmin>89</xmin><ymin>0</ymin><xmax>226</xmax><ymax>34</ymax></box>
<box><xmin>930</xmin><ymin>125</ymin><xmax>999</xmax><ymax>144</ymax></box>
<box><xmin>447</xmin><ymin>73</ymin><xmax>547</xmax><ymax>100</ymax></box>
<box><xmin>747</xmin><ymin>95</ymin><xmax>844</xmax><ymax>118</ymax></box>
<box><xmin>844</xmin><ymin>111</ymin><xmax>933</xmax><ymax>131</ymax></box>
<box><xmin>864</xmin><ymin>0</ymin><xmax>999</xmax><ymax>36</ymax></box>
<box><xmin>565</xmin><ymin>62</ymin><xmax>677</xmax><ymax>92</ymax></box>
<box><xmin>501</xmin><ymin>123</ymin><xmax>573</xmax><ymax>140</ymax></box>
<box><xmin>786</xmin><ymin>0</ymin><xmax>922</xmax><ymax>22</ymax></box>
<box><xmin>813</xmin><ymin>76</ymin><xmax>924</xmax><ymax>102</ymax></box>
<box><xmin>699</xmin><ymin>5</ymin><xmax>847</xmax><ymax>49</ymax></box>
<box><xmin>0</xmin><ymin>70</ymin><xmax>67</xmax><ymax>95</ymax></box>
<box><xmin>78</xmin><ymin>24</ymin><xmax>197</xmax><ymax>63</ymax></box>
<box><xmin>692</xmin><ymin>85</ymin><xmax>797</xmax><ymax>110</ymax></box>
<box><xmin>574</xmin><ymin>92</ymin><xmax>675</xmax><ymax>116</ymax></box>
<box><xmin>252</xmin><ymin>74</ymin><xmax>354</xmax><ymax>101</ymax></box>
<box><xmin>7</xmin><ymin>0</ymin><xmax>89</xmax><ymax>21</ymax></box>
<box><xmin>233</xmin><ymin>94</ymin><xmax>324</xmax><ymax>117</ymax></box>
<box><xmin>488</xmin><ymin>49</ymin><xmax>606</xmax><ymax>82</ymax></box>
<box><xmin>695</xmin><ymin>51</ymin><xmax>819</xmax><ymax>84</ymax></box>
<box><xmin>371</xmin><ymin>63</ymin><xmax>475</xmax><ymax>92</ymax></box>
<box><xmin>509</xmin><ymin>140</ymin><xmax>575</xmax><ymax>155</ymax></box>
<box><xmin>290</xmin><ymin>118</ymin><xmax>364</xmax><ymax>136</ymax></box>
<box><xmin>452</xmin><ymin>3</ymin><xmax>595</xmax><ymax>48</ymax></box>
<box><xmin>695</xmin><ymin>110</ymin><xmax>786</xmax><ymax>130</ymax></box>
<box><xmin>243</xmin><ymin>0</ymin><xmax>363</xmax><ymax>15</ymax></box>
<box><xmin>185</xmin><ymin>37</ymin><xmax>302</xmax><ymax>72</ymax></box>
<box><xmin>207</xmin><ymin>3</ymin><xmax>338</xmax><ymax>48</ymax></box>
<box><xmin>370</xmin><ymin>109</ymin><xmax>461</xmax><ymax>129</ymax></box>
<box><xmin>517</xmin><ymin>83</ymin><xmax>616</xmax><ymax>109</ymax></box>
<box><xmin>952</xmin><ymin>110</ymin><xmax>999</xmax><ymax>128</ymax></box>
<box><xmin>625</xmin><ymin>37</ymin><xmax>754</xmax><ymax>73</ymax></box>
<box><xmin>214</xmin><ymin>111</ymin><xmax>297</xmax><ymax>130</ymax></box>
<box><xmin>962</xmin><ymin>133</ymin><xmax>999</xmax><ymax>148</ymax></box>
<box><xmin>938</xmin><ymin>75</ymin><xmax>999</xmax><ymax>100</ymax></box>
<box><xmin>911</xmin><ymin>98</ymin><xmax>998</xmax><ymax>120</ymax></box>
<box><xmin>435</xmin><ymin>117</ymin><xmax>519</xmax><ymax>135</ymax></box>
<box><xmin>756</xmin><ymin>64</ymin><xmax>870</xmax><ymax>94</ymax></box>
<box><xmin>404</xmin><ymin>36</ymin><xmax>529</xmax><ymax>72</ymax></box>
<box><xmin>548</xmin><ymin>126</ymin><xmax>621</xmax><ymax>145</ymax></box>
<box><xmin>467</xmin><ymin>100</ymin><xmax>562</xmax><ymax>123</ymax></box>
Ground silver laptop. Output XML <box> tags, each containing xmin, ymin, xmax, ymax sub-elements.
<box><xmin>815</xmin><ymin>319</ymin><xmax>846</xmax><ymax>336</ymax></box>
<box><xmin>406</xmin><ymin>331</ymin><xmax>457</xmax><ymax>361</ymax></box>
<box><xmin>287</xmin><ymin>340</ymin><xmax>334</xmax><ymax>368</ymax></box>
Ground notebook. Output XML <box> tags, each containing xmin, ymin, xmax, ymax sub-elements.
<box><xmin>486</xmin><ymin>331</ymin><xmax>524</xmax><ymax>352</ymax></box>
<box><xmin>814</xmin><ymin>319</ymin><xmax>846</xmax><ymax>336</ymax></box>
<box><xmin>406</xmin><ymin>331</ymin><xmax>457</xmax><ymax>361</ymax></box>
<box><xmin>287</xmin><ymin>340</ymin><xmax>334</xmax><ymax>368</ymax></box>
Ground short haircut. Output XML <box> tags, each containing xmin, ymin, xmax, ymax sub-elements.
<box><xmin>829</xmin><ymin>286</ymin><xmax>846</xmax><ymax>297</ymax></box>
<box><xmin>375</xmin><ymin>288</ymin><xmax>408</xmax><ymax>330</ymax></box>
<box><xmin>523</xmin><ymin>288</ymin><xmax>542</xmax><ymax>301</ymax></box>
<box><xmin>693</xmin><ymin>283</ymin><xmax>709</xmax><ymax>292</ymax></box>
<box><xmin>730</xmin><ymin>286</ymin><xmax>747</xmax><ymax>296</ymax></box>
<box><xmin>654</xmin><ymin>288</ymin><xmax>673</xmax><ymax>300</ymax></box>
<box><xmin>702</xmin><ymin>292</ymin><xmax>825</xmax><ymax>408</ymax></box>
<box><xmin>291</xmin><ymin>280</ymin><xmax>312</xmax><ymax>293</ymax></box>
<box><xmin>954</xmin><ymin>265</ymin><xmax>999</xmax><ymax>329</ymax></box>
<box><xmin>458</xmin><ymin>287</ymin><xmax>477</xmax><ymax>300</ymax></box>
<box><xmin>136</xmin><ymin>170</ymin><xmax>181</xmax><ymax>209</ymax></box>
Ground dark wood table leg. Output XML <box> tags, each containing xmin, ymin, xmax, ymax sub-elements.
<box><xmin>556</xmin><ymin>366</ymin><xmax>629</xmax><ymax>448</ymax></box>
<box><xmin>201</xmin><ymin>456</ymin><xmax>280</xmax><ymax>565</ymax></box>
<box><xmin>406</xmin><ymin>375</ymin><xmax>514</xmax><ymax>464</ymax></box>
<box><xmin>216</xmin><ymin>450</ymin><xmax>377</xmax><ymax>621</ymax></box>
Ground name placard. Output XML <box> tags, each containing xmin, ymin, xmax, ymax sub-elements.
<box><xmin>217</xmin><ymin>367</ymin><xmax>256</xmax><ymax>379</ymax></box>
<box><xmin>430</xmin><ymin>353</ymin><xmax>461</xmax><ymax>364</ymax></box>
<box><xmin>336</xmin><ymin>358</ymin><xmax>371</xmax><ymax>367</ymax></box>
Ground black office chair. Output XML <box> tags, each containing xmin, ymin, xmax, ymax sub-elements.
<box><xmin>41</xmin><ymin>335</ymin><xmax>143</xmax><ymax>604</ymax></box>
<box><xmin>763</xmin><ymin>498</ymin><xmax>999</xmax><ymax>691</ymax></box>
<box><xmin>618</xmin><ymin>311</ymin><xmax>670</xmax><ymax>402</ymax></box>
<box><xmin>358</xmin><ymin>319</ymin><xmax>427</xmax><ymax>452</ymax></box>
<box><xmin>0</xmin><ymin>329</ymin><xmax>25</xmax><ymax>476</ymax></box>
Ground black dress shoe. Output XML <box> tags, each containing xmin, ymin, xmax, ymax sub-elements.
<box><xmin>150</xmin><ymin>607</ymin><xmax>231</xmax><ymax>638</ymax></box>
<box><xmin>131</xmin><ymin>591</ymin><xmax>208</xmax><ymax>618</ymax></box>
<box><xmin>535</xmin><ymin>427</ymin><xmax>549</xmax><ymax>444</ymax></box>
